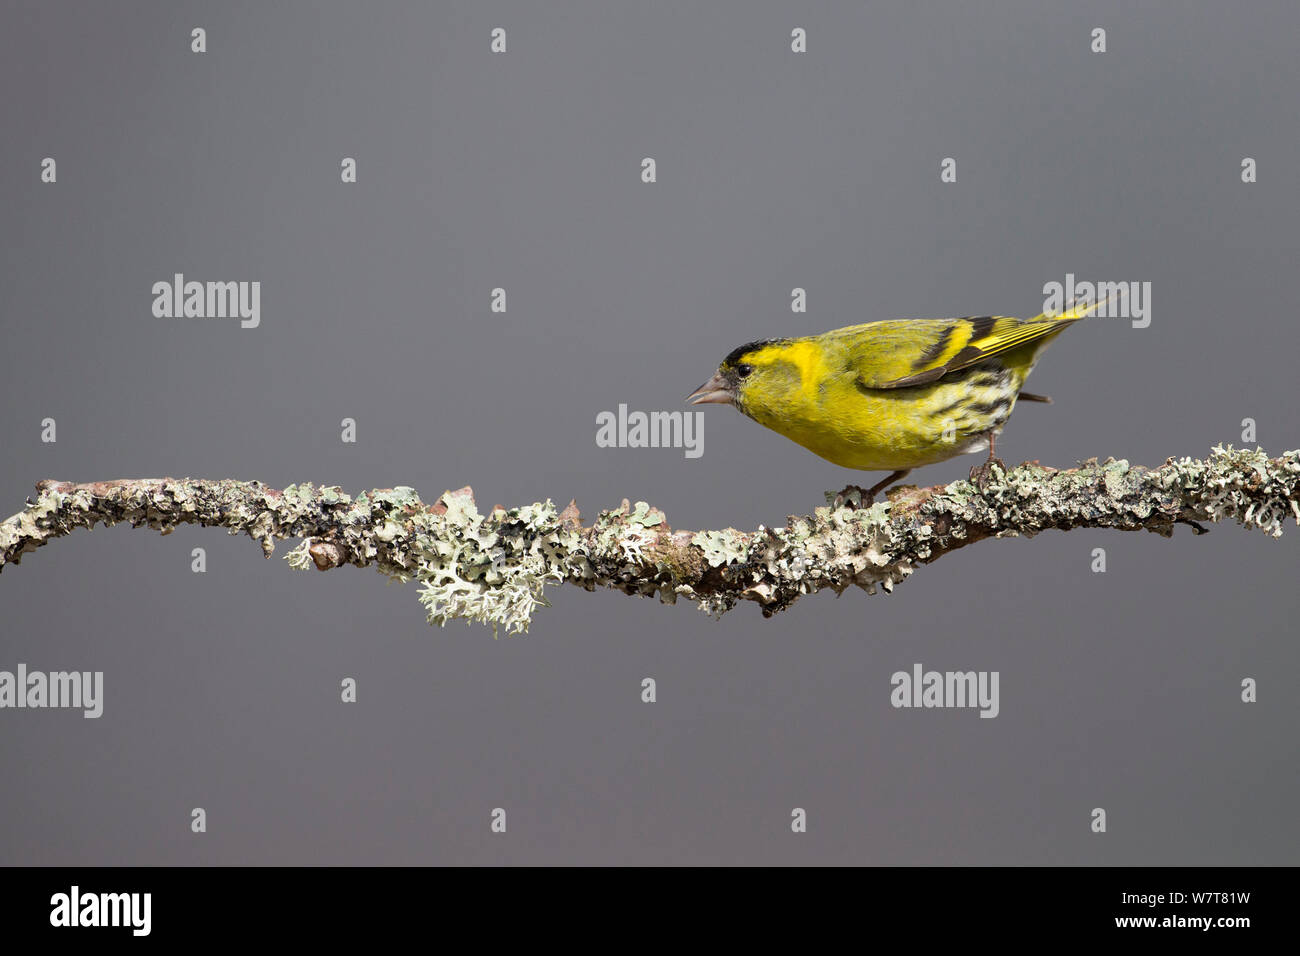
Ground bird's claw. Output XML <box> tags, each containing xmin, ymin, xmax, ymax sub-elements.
<box><xmin>832</xmin><ymin>485</ymin><xmax>873</xmax><ymax>510</ymax></box>
<box><xmin>969</xmin><ymin>458</ymin><xmax>1006</xmax><ymax>493</ymax></box>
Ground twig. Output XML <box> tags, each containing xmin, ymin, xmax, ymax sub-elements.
<box><xmin>2</xmin><ymin>446</ymin><xmax>1296</xmax><ymax>633</ymax></box>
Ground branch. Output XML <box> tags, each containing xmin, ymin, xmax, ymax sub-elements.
<box><xmin>3</xmin><ymin>446</ymin><xmax>1297</xmax><ymax>634</ymax></box>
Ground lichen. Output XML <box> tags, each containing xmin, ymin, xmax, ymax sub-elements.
<box><xmin>3</xmin><ymin>446</ymin><xmax>1297</xmax><ymax>632</ymax></box>
<box><xmin>395</xmin><ymin>490</ymin><xmax>582</xmax><ymax>637</ymax></box>
<box><xmin>690</xmin><ymin>528</ymin><xmax>749</xmax><ymax>568</ymax></box>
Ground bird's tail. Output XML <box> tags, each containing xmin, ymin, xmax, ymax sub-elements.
<box><xmin>1028</xmin><ymin>287</ymin><xmax>1125</xmax><ymax>324</ymax></box>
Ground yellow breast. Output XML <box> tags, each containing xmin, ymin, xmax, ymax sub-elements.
<box><xmin>743</xmin><ymin>354</ymin><xmax>1031</xmax><ymax>471</ymax></box>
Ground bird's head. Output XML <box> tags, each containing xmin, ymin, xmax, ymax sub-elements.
<box><xmin>686</xmin><ymin>338</ymin><xmax>802</xmax><ymax>417</ymax></box>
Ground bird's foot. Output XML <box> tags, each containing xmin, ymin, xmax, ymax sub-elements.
<box><xmin>968</xmin><ymin>457</ymin><xmax>1006</xmax><ymax>493</ymax></box>
<box><xmin>832</xmin><ymin>485</ymin><xmax>873</xmax><ymax>510</ymax></box>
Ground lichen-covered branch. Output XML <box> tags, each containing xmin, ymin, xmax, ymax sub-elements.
<box><xmin>3</xmin><ymin>446</ymin><xmax>1297</xmax><ymax>634</ymax></box>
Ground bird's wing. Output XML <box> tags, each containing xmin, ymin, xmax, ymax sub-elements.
<box><xmin>843</xmin><ymin>316</ymin><xmax>1076</xmax><ymax>390</ymax></box>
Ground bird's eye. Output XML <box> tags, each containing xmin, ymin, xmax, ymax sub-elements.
<box><xmin>736</xmin><ymin>364</ymin><xmax>754</xmax><ymax>378</ymax></box>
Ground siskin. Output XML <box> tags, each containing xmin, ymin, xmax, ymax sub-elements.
<box><xmin>687</xmin><ymin>297</ymin><xmax>1108</xmax><ymax>504</ymax></box>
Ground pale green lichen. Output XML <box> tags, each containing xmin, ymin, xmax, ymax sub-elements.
<box><xmin>3</xmin><ymin>446</ymin><xmax>1297</xmax><ymax>632</ymax></box>
<box><xmin>1175</xmin><ymin>445</ymin><xmax>1300</xmax><ymax>537</ymax></box>
<box><xmin>691</xmin><ymin>528</ymin><xmax>749</xmax><ymax>568</ymax></box>
<box><xmin>395</xmin><ymin>490</ymin><xmax>583</xmax><ymax>637</ymax></box>
<box><xmin>284</xmin><ymin>539</ymin><xmax>313</xmax><ymax>570</ymax></box>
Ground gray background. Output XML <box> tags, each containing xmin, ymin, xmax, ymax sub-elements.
<box><xmin>2</xmin><ymin>0</ymin><xmax>1297</xmax><ymax>865</ymax></box>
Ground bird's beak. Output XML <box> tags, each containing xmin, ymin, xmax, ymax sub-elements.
<box><xmin>686</xmin><ymin>372</ymin><xmax>734</xmax><ymax>405</ymax></box>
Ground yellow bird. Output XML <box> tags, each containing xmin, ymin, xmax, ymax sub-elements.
<box><xmin>687</xmin><ymin>298</ymin><xmax>1106</xmax><ymax>504</ymax></box>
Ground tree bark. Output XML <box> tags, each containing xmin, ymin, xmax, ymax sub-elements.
<box><xmin>3</xmin><ymin>446</ymin><xmax>1296</xmax><ymax>634</ymax></box>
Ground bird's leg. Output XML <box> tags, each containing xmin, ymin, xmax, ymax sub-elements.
<box><xmin>833</xmin><ymin>469</ymin><xmax>911</xmax><ymax>509</ymax></box>
<box><xmin>867</xmin><ymin>468</ymin><xmax>912</xmax><ymax>500</ymax></box>
<box><xmin>968</xmin><ymin>431</ymin><xmax>1006</xmax><ymax>492</ymax></box>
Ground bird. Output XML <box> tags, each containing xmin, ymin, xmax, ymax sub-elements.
<box><xmin>687</xmin><ymin>297</ymin><xmax>1108</xmax><ymax>506</ymax></box>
